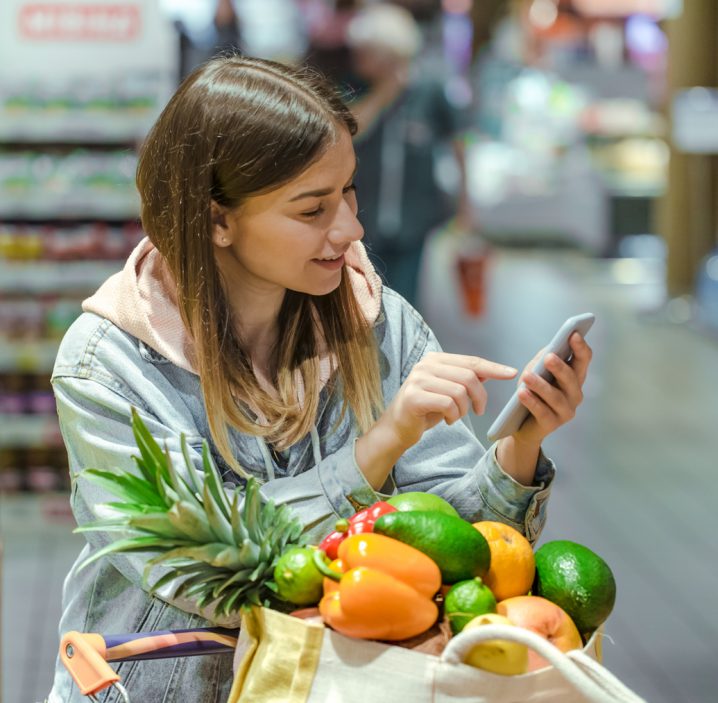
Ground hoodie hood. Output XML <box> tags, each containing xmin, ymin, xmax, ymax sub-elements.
<box><xmin>82</xmin><ymin>237</ymin><xmax>383</xmax><ymax>376</ymax></box>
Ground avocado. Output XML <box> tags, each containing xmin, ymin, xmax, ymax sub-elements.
<box><xmin>373</xmin><ymin>510</ymin><xmax>490</xmax><ymax>584</ymax></box>
<box><xmin>533</xmin><ymin>540</ymin><xmax>616</xmax><ymax>635</ymax></box>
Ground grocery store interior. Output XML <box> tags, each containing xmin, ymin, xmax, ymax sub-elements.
<box><xmin>1</xmin><ymin>0</ymin><xmax>718</xmax><ymax>702</ymax></box>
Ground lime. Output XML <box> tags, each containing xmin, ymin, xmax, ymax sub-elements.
<box><xmin>374</xmin><ymin>511</ymin><xmax>491</xmax><ymax>584</ymax></box>
<box><xmin>444</xmin><ymin>578</ymin><xmax>497</xmax><ymax>635</ymax></box>
<box><xmin>533</xmin><ymin>540</ymin><xmax>616</xmax><ymax>635</ymax></box>
<box><xmin>387</xmin><ymin>492</ymin><xmax>460</xmax><ymax>518</ymax></box>
<box><xmin>273</xmin><ymin>547</ymin><xmax>324</xmax><ymax>606</ymax></box>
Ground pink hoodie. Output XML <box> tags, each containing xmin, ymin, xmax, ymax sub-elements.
<box><xmin>83</xmin><ymin>237</ymin><xmax>383</xmax><ymax>381</ymax></box>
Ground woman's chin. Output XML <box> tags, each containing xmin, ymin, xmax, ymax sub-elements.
<box><xmin>296</xmin><ymin>276</ymin><xmax>343</xmax><ymax>297</ymax></box>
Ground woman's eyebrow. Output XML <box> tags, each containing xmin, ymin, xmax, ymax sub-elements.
<box><xmin>289</xmin><ymin>161</ymin><xmax>358</xmax><ymax>202</ymax></box>
<box><xmin>290</xmin><ymin>187</ymin><xmax>332</xmax><ymax>201</ymax></box>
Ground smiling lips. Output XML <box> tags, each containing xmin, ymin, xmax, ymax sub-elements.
<box><xmin>313</xmin><ymin>253</ymin><xmax>346</xmax><ymax>270</ymax></box>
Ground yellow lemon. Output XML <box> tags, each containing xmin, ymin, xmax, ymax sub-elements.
<box><xmin>462</xmin><ymin>613</ymin><xmax>529</xmax><ymax>676</ymax></box>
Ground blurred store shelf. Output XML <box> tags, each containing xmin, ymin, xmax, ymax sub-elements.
<box><xmin>0</xmin><ymin>260</ymin><xmax>121</xmax><ymax>294</ymax></box>
<box><xmin>0</xmin><ymin>192</ymin><xmax>140</xmax><ymax>220</ymax></box>
<box><xmin>0</xmin><ymin>413</ymin><xmax>62</xmax><ymax>448</ymax></box>
<box><xmin>0</xmin><ymin>340</ymin><xmax>58</xmax><ymax>373</ymax></box>
<box><xmin>0</xmin><ymin>111</ymin><xmax>152</xmax><ymax>144</ymax></box>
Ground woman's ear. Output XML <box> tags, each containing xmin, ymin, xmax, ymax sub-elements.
<box><xmin>211</xmin><ymin>200</ymin><xmax>232</xmax><ymax>247</ymax></box>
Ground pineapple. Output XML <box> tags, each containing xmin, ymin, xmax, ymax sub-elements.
<box><xmin>75</xmin><ymin>408</ymin><xmax>305</xmax><ymax>616</ymax></box>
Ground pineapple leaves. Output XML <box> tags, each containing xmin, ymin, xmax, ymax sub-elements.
<box><xmin>164</xmin><ymin>446</ymin><xmax>202</xmax><ymax>508</ymax></box>
<box><xmin>80</xmin><ymin>469</ymin><xmax>166</xmax><ymax>508</ymax></box>
<box><xmin>180</xmin><ymin>435</ymin><xmax>203</xmax><ymax>496</ymax></box>
<box><xmin>131</xmin><ymin>408</ymin><xmax>171</xmax><ymax>488</ymax></box>
<box><xmin>77</xmin><ymin>536</ymin><xmax>195</xmax><ymax>571</ymax></box>
<box><xmin>231</xmin><ymin>489</ymin><xmax>249</xmax><ymax>544</ymax></box>
<box><xmin>242</xmin><ymin>478</ymin><xmax>263</xmax><ymax>544</ymax></box>
<box><xmin>145</xmin><ymin>543</ymin><xmax>230</xmax><ymax>569</ymax></box>
<box><xmin>146</xmin><ymin>564</ymin><xmax>215</xmax><ymax>595</ymax></box>
<box><xmin>210</xmin><ymin>568</ymin><xmax>255</xmax><ymax>597</ymax></box>
<box><xmin>201</xmin><ymin>443</ymin><xmax>232</xmax><ymax>518</ymax></box>
<box><xmin>168</xmin><ymin>501</ymin><xmax>216</xmax><ymax>543</ymax></box>
<box><xmin>203</xmin><ymin>484</ymin><xmax>236</xmax><ymax>545</ymax></box>
<box><xmin>75</xmin><ymin>410</ymin><xmax>306</xmax><ymax>616</ymax></box>
<box><xmin>127</xmin><ymin>512</ymin><xmax>185</xmax><ymax>539</ymax></box>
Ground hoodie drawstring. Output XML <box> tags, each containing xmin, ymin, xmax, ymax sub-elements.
<box><xmin>255</xmin><ymin>436</ymin><xmax>276</xmax><ymax>482</ymax></box>
<box><xmin>310</xmin><ymin>426</ymin><xmax>322</xmax><ymax>465</ymax></box>
<box><xmin>256</xmin><ymin>426</ymin><xmax>322</xmax><ymax>483</ymax></box>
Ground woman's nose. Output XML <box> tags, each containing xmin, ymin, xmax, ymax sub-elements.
<box><xmin>328</xmin><ymin>198</ymin><xmax>364</xmax><ymax>245</ymax></box>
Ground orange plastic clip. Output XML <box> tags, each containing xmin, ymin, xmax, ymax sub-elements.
<box><xmin>60</xmin><ymin>631</ymin><xmax>119</xmax><ymax>697</ymax></box>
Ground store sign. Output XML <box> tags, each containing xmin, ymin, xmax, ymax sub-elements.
<box><xmin>18</xmin><ymin>3</ymin><xmax>141</xmax><ymax>41</ymax></box>
<box><xmin>0</xmin><ymin>0</ymin><xmax>177</xmax><ymax>79</ymax></box>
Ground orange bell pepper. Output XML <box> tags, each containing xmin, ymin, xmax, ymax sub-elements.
<box><xmin>337</xmin><ymin>533</ymin><xmax>441</xmax><ymax>598</ymax></box>
<box><xmin>314</xmin><ymin>533</ymin><xmax>441</xmax><ymax>641</ymax></box>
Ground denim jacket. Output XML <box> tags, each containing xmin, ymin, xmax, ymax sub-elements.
<box><xmin>48</xmin><ymin>288</ymin><xmax>554</xmax><ymax>702</ymax></box>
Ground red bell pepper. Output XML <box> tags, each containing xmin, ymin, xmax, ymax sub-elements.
<box><xmin>318</xmin><ymin>501</ymin><xmax>397</xmax><ymax>560</ymax></box>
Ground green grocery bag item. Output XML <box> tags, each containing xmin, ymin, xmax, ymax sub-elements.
<box><xmin>229</xmin><ymin>606</ymin><xmax>647</xmax><ymax>703</ymax></box>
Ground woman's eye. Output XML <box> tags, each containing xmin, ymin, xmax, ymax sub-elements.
<box><xmin>301</xmin><ymin>186</ymin><xmax>355</xmax><ymax>218</ymax></box>
<box><xmin>302</xmin><ymin>206</ymin><xmax>324</xmax><ymax>218</ymax></box>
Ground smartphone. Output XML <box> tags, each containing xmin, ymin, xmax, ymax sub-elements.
<box><xmin>486</xmin><ymin>313</ymin><xmax>595</xmax><ymax>443</ymax></box>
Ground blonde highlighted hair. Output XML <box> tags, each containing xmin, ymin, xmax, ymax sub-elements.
<box><xmin>136</xmin><ymin>56</ymin><xmax>383</xmax><ymax>476</ymax></box>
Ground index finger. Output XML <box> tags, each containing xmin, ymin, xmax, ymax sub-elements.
<box><xmin>430</xmin><ymin>352</ymin><xmax>518</xmax><ymax>381</ymax></box>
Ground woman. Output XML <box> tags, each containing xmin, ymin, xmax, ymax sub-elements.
<box><xmin>48</xmin><ymin>56</ymin><xmax>591</xmax><ymax>702</ymax></box>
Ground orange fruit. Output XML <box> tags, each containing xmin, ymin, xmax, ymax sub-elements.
<box><xmin>472</xmin><ymin>521</ymin><xmax>535</xmax><ymax>601</ymax></box>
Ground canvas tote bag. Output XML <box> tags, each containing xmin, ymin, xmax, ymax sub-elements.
<box><xmin>228</xmin><ymin>607</ymin><xmax>647</xmax><ymax>703</ymax></box>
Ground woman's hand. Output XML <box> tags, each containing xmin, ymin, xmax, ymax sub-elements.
<box><xmin>513</xmin><ymin>332</ymin><xmax>592</xmax><ymax>446</ymax></box>
<box><xmin>356</xmin><ymin>352</ymin><xmax>517</xmax><ymax>490</ymax></box>
<box><xmin>496</xmin><ymin>332</ymin><xmax>593</xmax><ymax>486</ymax></box>
<box><xmin>383</xmin><ymin>352</ymin><xmax>518</xmax><ymax>449</ymax></box>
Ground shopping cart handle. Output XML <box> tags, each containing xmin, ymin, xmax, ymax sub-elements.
<box><xmin>60</xmin><ymin>627</ymin><xmax>238</xmax><ymax>697</ymax></box>
<box><xmin>102</xmin><ymin>627</ymin><xmax>239</xmax><ymax>662</ymax></box>
<box><xmin>60</xmin><ymin>632</ymin><xmax>119</xmax><ymax>697</ymax></box>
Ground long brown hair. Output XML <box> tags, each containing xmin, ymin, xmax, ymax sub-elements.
<box><xmin>136</xmin><ymin>55</ymin><xmax>383</xmax><ymax>476</ymax></box>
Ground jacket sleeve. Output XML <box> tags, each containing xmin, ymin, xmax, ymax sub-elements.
<box><xmin>388</xmin><ymin>320</ymin><xmax>555</xmax><ymax>544</ymax></box>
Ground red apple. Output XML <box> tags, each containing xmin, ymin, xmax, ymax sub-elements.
<box><xmin>497</xmin><ymin>596</ymin><xmax>582</xmax><ymax>671</ymax></box>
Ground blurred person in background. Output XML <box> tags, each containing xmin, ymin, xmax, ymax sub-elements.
<box><xmin>175</xmin><ymin>0</ymin><xmax>242</xmax><ymax>80</ymax></box>
<box><xmin>347</xmin><ymin>3</ymin><xmax>475</xmax><ymax>309</ymax></box>
<box><xmin>301</xmin><ymin>0</ymin><xmax>364</xmax><ymax>94</ymax></box>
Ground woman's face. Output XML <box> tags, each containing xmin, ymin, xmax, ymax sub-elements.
<box><xmin>215</xmin><ymin>127</ymin><xmax>363</xmax><ymax>300</ymax></box>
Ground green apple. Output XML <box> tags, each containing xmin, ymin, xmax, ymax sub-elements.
<box><xmin>462</xmin><ymin>613</ymin><xmax>529</xmax><ymax>676</ymax></box>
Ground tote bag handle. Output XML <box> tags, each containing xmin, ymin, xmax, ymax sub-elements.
<box><xmin>441</xmin><ymin>624</ymin><xmax>647</xmax><ymax>703</ymax></box>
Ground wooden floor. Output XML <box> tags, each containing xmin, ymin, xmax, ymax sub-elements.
<box><xmin>2</xmin><ymin>241</ymin><xmax>718</xmax><ymax>702</ymax></box>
